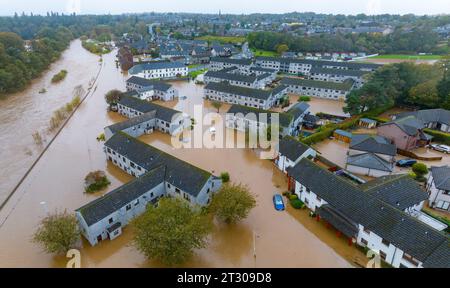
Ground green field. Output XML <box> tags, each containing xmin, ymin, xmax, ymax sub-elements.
<box><xmin>251</xmin><ymin>48</ymin><xmax>279</xmax><ymax>57</ymax></box>
<box><xmin>371</xmin><ymin>54</ymin><xmax>443</xmax><ymax>60</ymax></box>
<box><xmin>195</xmin><ymin>35</ymin><xmax>246</xmax><ymax>44</ymax></box>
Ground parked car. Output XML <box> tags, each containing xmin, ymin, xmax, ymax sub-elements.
<box><xmin>396</xmin><ymin>159</ymin><xmax>417</xmax><ymax>167</ymax></box>
<box><xmin>429</xmin><ymin>144</ymin><xmax>450</xmax><ymax>154</ymax></box>
<box><xmin>273</xmin><ymin>194</ymin><xmax>285</xmax><ymax>211</ymax></box>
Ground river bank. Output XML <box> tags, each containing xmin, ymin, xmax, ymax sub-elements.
<box><xmin>0</xmin><ymin>39</ymin><xmax>100</xmax><ymax>205</ymax></box>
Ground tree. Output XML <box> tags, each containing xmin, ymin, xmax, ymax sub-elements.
<box><xmin>276</xmin><ymin>44</ymin><xmax>289</xmax><ymax>55</ymax></box>
<box><xmin>211</xmin><ymin>101</ymin><xmax>222</xmax><ymax>112</ymax></box>
<box><xmin>84</xmin><ymin>170</ymin><xmax>110</xmax><ymax>193</ymax></box>
<box><xmin>412</xmin><ymin>163</ymin><xmax>428</xmax><ymax>178</ymax></box>
<box><xmin>210</xmin><ymin>183</ymin><xmax>256</xmax><ymax>224</ymax></box>
<box><xmin>32</xmin><ymin>211</ymin><xmax>80</xmax><ymax>255</ymax></box>
<box><xmin>105</xmin><ymin>89</ymin><xmax>122</xmax><ymax>106</ymax></box>
<box><xmin>132</xmin><ymin>198</ymin><xmax>211</xmax><ymax>266</ymax></box>
<box><xmin>407</xmin><ymin>80</ymin><xmax>440</xmax><ymax>108</ymax></box>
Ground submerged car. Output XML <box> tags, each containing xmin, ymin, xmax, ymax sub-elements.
<box><xmin>273</xmin><ymin>194</ymin><xmax>285</xmax><ymax>211</ymax></box>
<box><xmin>396</xmin><ymin>159</ymin><xmax>417</xmax><ymax>167</ymax></box>
<box><xmin>429</xmin><ymin>144</ymin><xmax>450</xmax><ymax>154</ymax></box>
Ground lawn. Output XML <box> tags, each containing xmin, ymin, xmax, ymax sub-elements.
<box><xmin>195</xmin><ymin>35</ymin><xmax>246</xmax><ymax>44</ymax></box>
<box><xmin>371</xmin><ymin>54</ymin><xmax>443</xmax><ymax>61</ymax></box>
<box><xmin>188</xmin><ymin>68</ymin><xmax>208</xmax><ymax>79</ymax></box>
<box><xmin>251</xmin><ymin>48</ymin><xmax>278</xmax><ymax>57</ymax></box>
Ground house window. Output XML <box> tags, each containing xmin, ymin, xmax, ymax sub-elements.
<box><xmin>361</xmin><ymin>238</ymin><xmax>368</xmax><ymax>246</ymax></box>
<box><xmin>126</xmin><ymin>204</ymin><xmax>131</xmax><ymax>211</ymax></box>
<box><xmin>402</xmin><ymin>253</ymin><xmax>419</xmax><ymax>266</ymax></box>
<box><xmin>134</xmin><ymin>199</ymin><xmax>139</xmax><ymax>206</ymax></box>
<box><xmin>175</xmin><ymin>188</ymin><xmax>180</xmax><ymax>194</ymax></box>
<box><xmin>380</xmin><ymin>251</ymin><xmax>387</xmax><ymax>261</ymax></box>
<box><xmin>108</xmin><ymin>217</ymin><xmax>113</xmax><ymax>224</ymax></box>
<box><xmin>363</xmin><ymin>227</ymin><xmax>370</xmax><ymax>234</ymax></box>
<box><xmin>382</xmin><ymin>239</ymin><xmax>390</xmax><ymax>247</ymax></box>
<box><xmin>167</xmin><ymin>183</ymin><xmax>171</xmax><ymax>188</ymax></box>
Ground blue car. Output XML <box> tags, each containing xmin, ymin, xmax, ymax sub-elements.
<box><xmin>396</xmin><ymin>159</ymin><xmax>417</xmax><ymax>167</ymax></box>
<box><xmin>273</xmin><ymin>194</ymin><xmax>285</xmax><ymax>211</ymax></box>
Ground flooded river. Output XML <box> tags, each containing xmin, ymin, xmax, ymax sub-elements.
<box><xmin>0</xmin><ymin>43</ymin><xmax>358</xmax><ymax>267</ymax></box>
<box><xmin>0</xmin><ymin>39</ymin><xmax>101</xmax><ymax>205</ymax></box>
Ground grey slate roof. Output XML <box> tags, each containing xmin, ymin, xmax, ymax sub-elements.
<box><xmin>430</xmin><ymin>166</ymin><xmax>450</xmax><ymax>191</ymax></box>
<box><xmin>422</xmin><ymin>240</ymin><xmax>450</xmax><ymax>268</ymax></box>
<box><xmin>126</xmin><ymin>76</ymin><xmax>172</xmax><ymax>92</ymax></box>
<box><xmin>347</xmin><ymin>153</ymin><xmax>394</xmax><ymax>172</ymax></box>
<box><xmin>129</xmin><ymin>61</ymin><xmax>186</xmax><ymax>74</ymax></box>
<box><xmin>279</xmin><ymin>136</ymin><xmax>313</xmax><ymax>161</ymax></box>
<box><xmin>316</xmin><ymin>204</ymin><xmax>359</xmax><ymax>238</ymax></box>
<box><xmin>360</xmin><ymin>174</ymin><xmax>428</xmax><ymax>211</ymax></box>
<box><xmin>280</xmin><ymin>77</ymin><xmax>355</xmax><ymax>91</ymax></box>
<box><xmin>382</xmin><ymin>116</ymin><xmax>424</xmax><ymax>136</ymax></box>
<box><xmin>106</xmin><ymin>111</ymin><xmax>156</xmax><ymax>135</ymax></box>
<box><xmin>350</xmin><ymin>134</ymin><xmax>396</xmax><ymax>156</ymax></box>
<box><xmin>226</xmin><ymin>104</ymin><xmax>293</xmax><ymax>128</ymax></box>
<box><xmin>396</xmin><ymin>109</ymin><xmax>450</xmax><ymax>126</ymax></box>
<box><xmin>77</xmin><ymin>166</ymin><xmax>166</xmax><ymax>226</ymax></box>
<box><xmin>250</xmin><ymin>67</ymin><xmax>277</xmax><ymax>74</ymax></box>
<box><xmin>204</xmin><ymin>70</ymin><xmax>257</xmax><ymax>84</ymax></box>
<box><xmin>210</xmin><ymin>57</ymin><xmax>252</xmax><ymax>66</ymax></box>
<box><xmin>287</xmin><ymin>158</ymin><xmax>449</xmax><ymax>266</ymax></box>
<box><xmin>205</xmin><ymin>82</ymin><xmax>285</xmax><ymax>101</ymax></box>
<box><xmin>104</xmin><ymin>132</ymin><xmax>213</xmax><ymax>198</ymax></box>
<box><xmin>287</xmin><ymin>102</ymin><xmax>310</xmax><ymax>120</ymax></box>
<box><xmin>118</xmin><ymin>96</ymin><xmax>182</xmax><ymax>123</ymax></box>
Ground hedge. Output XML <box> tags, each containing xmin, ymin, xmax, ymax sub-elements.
<box><xmin>300</xmin><ymin>105</ymin><xmax>393</xmax><ymax>146</ymax></box>
<box><xmin>290</xmin><ymin>198</ymin><xmax>305</xmax><ymax>209</ymax></box>
<box><xmin>423</xmin><ymin>129</ymin><xmax>450</xmax><ymax>145</ymax></box>
<box><xmin>301</xmin><ymin>117</ymin><xmax>359</xmax><ymax>145</ymax></box>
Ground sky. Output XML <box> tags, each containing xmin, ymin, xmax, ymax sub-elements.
<box><xmin>0</xmin><ymin>0</ymin><xmax>449</xmax><ymax>16</ymax></box>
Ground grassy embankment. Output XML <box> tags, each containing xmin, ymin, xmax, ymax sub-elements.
<box><xmin>371</xmin><ymin>54</ymin><xmax>443</xmax><ymax>61</ymax></box>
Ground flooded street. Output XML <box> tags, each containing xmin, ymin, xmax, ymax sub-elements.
<box><xmin>0</xmin><ymin>39</ymin><xmax>100</xmax><ymax>205</ymax></box>
<box><xmin>0</xmin><ymin>48</ymin><xmax>354</xmax><ymax>267</ymax></box>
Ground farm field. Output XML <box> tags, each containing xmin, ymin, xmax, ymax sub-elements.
<box><xmin>371</xmin><ymin>54</ymin><xmax>443</xmax><ymax>60</ymax></box>
<box><xmin>195</xmin><ymin>35</ymin><xmax>246</xmax><ymax>44</ymax></box>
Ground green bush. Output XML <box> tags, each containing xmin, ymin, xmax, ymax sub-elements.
<box><xmin>424</xmin><ymin>129</ymin><xmax>450</xmax><ymax>145</ymax></box>
<box><xmin>84</xmin><ymin>171</ymin><xmax>111</xmax><ymax>193</ymax></box>
<box><xmin>412</xmin><ymin>163</ymin><xmax>428</xmax><ymax>177</ymax></box>
<box><xmin>298</xmin><ymin>96</ymin><xmax>311</xmax><ymax>102</ymax></box>
<box><xmin>289</xmin><ymin>194</ymin><xmax>298</xmax><ymax>201</ymax></box>
<box><xmin>290</xmin><ymin>198</ymin><xmax>305</xmax><ymax>209</ymax></box>
<box><xmin>282</xmin><ymin>191</ymin><xmax>290</xmax><ymax>197</ymax></box>
<box><xmin>220</xmin><ymin>172</ymin><xmax>230</xmax><ymax>183</ymax></box>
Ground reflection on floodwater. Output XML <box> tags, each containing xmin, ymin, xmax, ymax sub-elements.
<box><xmin>0</xmin><ymin>42</ymin><xmax>363</xmax><ymax>267</ymax></box>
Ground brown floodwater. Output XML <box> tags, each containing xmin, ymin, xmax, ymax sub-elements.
<box><xmin>0</xmin><ymin>46</ymin><xmax>356</xmax><ymax>267</ymax></box>
<box><xmin>0</xmin><ymin>39</ymin><xmax>101</xmax><ymax>205</ymax></box>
